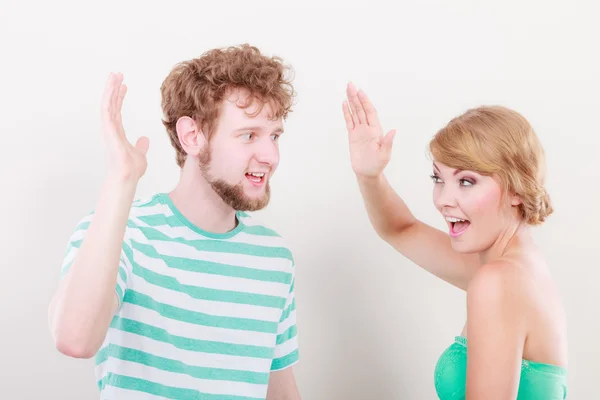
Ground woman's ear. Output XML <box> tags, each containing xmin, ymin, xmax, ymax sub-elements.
<box><xmin>510</xmin><ymin>193</ymin><xmax>522</xmax><ymax>206</ymax></box>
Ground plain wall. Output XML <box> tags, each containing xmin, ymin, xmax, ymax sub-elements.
<box><xmin>1</xmin><ymin>1</ymin><xmax>599</xmax><ymax>398</ymax></box>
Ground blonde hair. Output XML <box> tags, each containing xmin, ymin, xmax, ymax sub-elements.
<box><xmin>429</xmin><ymin>106</ymin><xmax>552</xmax><ymax>225</ymax></box>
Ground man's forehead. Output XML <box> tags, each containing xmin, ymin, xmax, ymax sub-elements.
<box><xmin>225</xmin><ymin>87</ymin><xmax>253</xmax><ymax>106</ymax></box>
<box><xmin>223</xmin><ymin>90</ymin><xmax>282</xmax><ymax>124</ymax></box>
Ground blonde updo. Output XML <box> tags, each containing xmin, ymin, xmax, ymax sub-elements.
<box><xmin>429</xmin><ymin>106</ymin><xmax>552</xmax><ymax>225</ymax></box>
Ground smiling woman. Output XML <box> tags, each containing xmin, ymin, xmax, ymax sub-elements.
<box><xmin>427</xmin><ymin>107</ymin><xmax>552</xmax><ymax>259</ymax></box>
<box><xmin>342</xmin><ymin>83</ymin><xmax>568</xmax><ymax>400</ymax></box>
<box><xmin>429</xmin><ymin>106</ymin><xmax>552</xmax><ymax>225</ymax></box>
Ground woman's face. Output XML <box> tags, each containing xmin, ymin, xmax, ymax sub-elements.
<box><xmin>432</xmin><ymin>161</ymin><xmax>521</xmax><ymax>254</ymax></box>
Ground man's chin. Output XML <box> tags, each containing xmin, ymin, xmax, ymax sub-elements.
<box><xmin>210</xmin><ymin>179</ymin><xmax>271</xmax><ymax>212</ymax></box>
<box><xmin>237</xmin><ymin>193</ymin><xmax>270</xmax><ymax>212</ymax></box>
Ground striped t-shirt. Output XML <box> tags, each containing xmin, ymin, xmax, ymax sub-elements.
<box><xmin>60</xmin><ymin>193</ymin><xmax>299</xmax><ymax>399</ymax></box>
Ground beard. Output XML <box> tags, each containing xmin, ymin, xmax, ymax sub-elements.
<box><xmin>198</xmin><ymin>148</ymin><xmax>271</xmax><ymax>212</ymax></box>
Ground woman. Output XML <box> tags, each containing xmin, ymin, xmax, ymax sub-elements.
<box><xmin>342</xmin><ymin>83</ymin><xmax>568</xmax><ymax>399</ymax></box>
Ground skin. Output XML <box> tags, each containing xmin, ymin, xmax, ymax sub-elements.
<box><xmin>170</xmin><ymin>87</ymin><xmax>284</xmax><ymax>231</ymax></box>
<box><xmin>48</xmin><ymin>73</ymin><xmax>300</xmax><ymax>399</ymax></box>
<box><xmin>342</xmin><ymin>82</ymin><xmax>567</xmax><ymax>399</ymax></box>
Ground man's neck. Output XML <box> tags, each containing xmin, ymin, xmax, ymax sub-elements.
<box><xmin>168</xmin><ymin>160</ymin><xmax>238</xmax><ymax>234</ymax></box>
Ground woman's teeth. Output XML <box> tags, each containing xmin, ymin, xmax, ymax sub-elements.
<box><xmin>445</xmin><ymin>216</ymin><xmax>467</xmax><ymax>223</ymax></box>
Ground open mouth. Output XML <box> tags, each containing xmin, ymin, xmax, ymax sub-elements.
<box><xmin>245</xmin><ymin>172</ymin><xmax>266</xmax><ymax>185</ymax></box>
<box><xmin>445</xmin><ymin>216</ymin><xmax>471</xmax><ymax>238</ymax></box>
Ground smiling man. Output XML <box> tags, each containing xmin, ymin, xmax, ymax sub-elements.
<box><xmin>48</xmin><ymin>44</ymin><xmax>301</xmax><ymax>399</ymax></box>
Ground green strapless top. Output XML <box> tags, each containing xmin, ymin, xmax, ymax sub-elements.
<box><xmin>434</xmin><ymin>336</ymin><xmax>567</xmax><ymax>399</ymax></box>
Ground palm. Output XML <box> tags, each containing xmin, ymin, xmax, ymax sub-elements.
<box><xmin>343</xmin><ymin>83</ymin><xmax>396</xmax><ymax>178</ymax></box>
<box><xmin>101</xmin><ymin>73</ymin><xmax>149</xmax><ymax>182</ymax></box>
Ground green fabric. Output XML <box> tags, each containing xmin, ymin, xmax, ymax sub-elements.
<box><xmin>60</xmin><ymin>193</ymin><xmax>299</xmax><ymax>399</ymax></box>
<box><xmin>434</xmin><ymin>336</ymin><xmax>567</xmax><ymax>399</ymax></box>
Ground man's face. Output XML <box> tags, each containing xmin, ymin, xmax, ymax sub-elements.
<box><xmin>199</xmin><ymin>90</ymin><xmax>283</xmax><ymax>211</ymax></box>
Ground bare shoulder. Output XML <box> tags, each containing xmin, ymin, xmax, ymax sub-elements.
<box><xmin>467</xmin><ymin>258</ymin><xmax>533</xmax><ymax>311</ymax></box>
<box><xmin>467</xmin><ymin>255</ymin><xmax>567</xmax><ymax>365</ymax></box>
<box><xmin>468</xmin><ymin>258</ymin><xmax>528</xmax><ymax>291</ymax></box>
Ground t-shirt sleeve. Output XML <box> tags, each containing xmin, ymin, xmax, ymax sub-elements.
<box><xmin>271</xmin><ymin>273</ymin><xmax>299</xmax><ymax>371</ymax></box>
<box><xmin>60</xmin><ymin>213</ymin><xmax>134</xmax><ymax>307</ymax></box>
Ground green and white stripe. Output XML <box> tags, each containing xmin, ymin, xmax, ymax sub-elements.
<box><xmin>61</xmin><ymin>193</ymin><xmax>299</xmax><ymax>399</ymax></box>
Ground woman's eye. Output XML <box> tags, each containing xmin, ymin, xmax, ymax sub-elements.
<box><xmin>430</xmin><ymin>174</ymin><xmax>442</xmax><ymax>183</ymax></box>
<box><xmin>460</xmin><ymin>179</ymin><xmax>474</xmax><ymax>187</ymax></box>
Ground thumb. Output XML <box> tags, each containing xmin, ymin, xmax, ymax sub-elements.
<box><xmin>135</xmin><ymin>136</ymin><xmax>150</xmax><ymax>156</ymax></box>
<box><xmin>383</xmin><ymin>129</ymin><xmax>397</xmax><ymax>151</ymax></box>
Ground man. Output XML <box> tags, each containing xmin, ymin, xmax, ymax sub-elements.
<box><xmin>48</xmin><ymin>44</ymin><xmax>301</xmax><ymax>399</ymax></box>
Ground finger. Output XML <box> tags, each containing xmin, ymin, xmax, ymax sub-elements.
<box><xmin>135</xmin><ymin>136</ymin><xmax>150</xmax><ymax>156</ymax></box>
<box><xmin>383</xmin><ymin>129</ymin><xmax>397</xmax><ymax>151</ymax></box>
<box><xmin>114</xmin><ymin>84</ymin><xmax>127</xmax><ymax>135</ymax></box>
<box><xmin>342</xmin><ymin>101</ymin><xmax>354</xmax><ymax>131</ymax></box>
<box><xmin>110</xmin><ymin>73</ymin><xmax>124</xmax><ymax>120</ymax></box>
<box><xmin>357</xmin><ymin>90</ymin><xmax>380</xmax><ymax>127</ymax></box>
<box><xmin>101</xmin><ymin>73</ymin><xmax>115</xmax><ymax>124</ymax></box>
<box><xmin>346</xmin><ymin>82</ymin><xmax>367</xmax><ymax>124</ymax></box>
<box><xmin>345</xmin><ymin>84</ymin><xmax>358</xmax><ymax>126</ymax></box>
<box><xmin>346</xmin><ymin>82</ymin><xmax>362</xmax><ymax>124</ymax></box>
<box><xmin>115</xmin><ymin>84</ymin><xmax>127</xmax><ymax>117</ymax></box>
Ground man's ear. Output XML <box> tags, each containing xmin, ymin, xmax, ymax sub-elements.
<box><xmin>176</xmin><ymin>116</ymin><xmax>206</xmax><ymax>157</ymax></box>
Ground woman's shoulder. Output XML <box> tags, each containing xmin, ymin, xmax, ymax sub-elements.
<box><xmin>467</xmin><ymin>257</ymin><xmax>536</xmax><ymax>308</ymax></box>
<box><xmin>474</xmin><ymin>247</ymin><xmax>547</xmax><ymax>284</ymax></box>
<box><xmin>470</xmin><ymin>256</ymin><xmax>526</xmax><ymax>285</ymax></box>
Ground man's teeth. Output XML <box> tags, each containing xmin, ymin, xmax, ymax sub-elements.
<box><xmin>247</xmin><ymin>172</ymin><xmax>265</xmax><ymax>182</ymax></box>
<box><xmin>445</xmin><ymin>217</ymin><xmax>467</xmax><ymax>223</ymax></box>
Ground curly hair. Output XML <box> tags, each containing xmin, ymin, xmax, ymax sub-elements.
<box><xmin>429</xmin><ymin>106</ymin><xmax>552</xmax><ymax>225</ymax></box>
<box><xmin>160</xmin><ymin>44</ymin><xmax>295</xmax><ymax>167</ymax></box>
